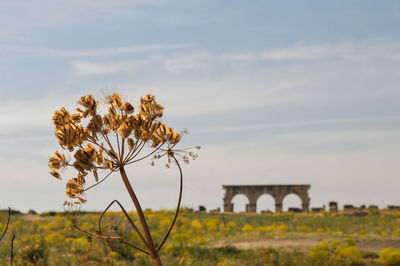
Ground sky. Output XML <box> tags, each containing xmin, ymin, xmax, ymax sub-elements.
<box><xmin>0</xmin><ymin>1</ymin><xmax>400</xmax><ymax>213</ymax></box>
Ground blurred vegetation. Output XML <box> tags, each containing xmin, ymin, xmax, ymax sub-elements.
<box><xmin>0</xmin><ymin>208</ymin><xmax>400</xmax><ymax>265</ymax></box>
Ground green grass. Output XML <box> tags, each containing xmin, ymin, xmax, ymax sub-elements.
<box><xmin>0</xmin><ymin>209</ymin><xmax>399</xmax><ymax>265</ymax></box>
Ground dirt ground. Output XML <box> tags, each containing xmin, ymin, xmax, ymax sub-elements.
<box><xmin>21</xmin><ymin>214</ymin><xmax>49</xmax><ymax>221</ymax></box>
<box><xmin>211</xmin><ymin>236</ymin><xmax>400</xmax><ymax>253</ymax></box>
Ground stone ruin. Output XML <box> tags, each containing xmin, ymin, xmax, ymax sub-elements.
<box><xmin>222</xmin><ymin>184</ymin><xmax>311</xmax><ymax>213</ymax></box>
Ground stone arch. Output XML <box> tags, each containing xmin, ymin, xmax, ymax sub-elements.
<box><xmin>256</xmin><ymin>193</ymin><xmax>275</xmax><ymax>213</ymax></box>
<box><xmin>223</xmin><ymin>184</ymin><xmax>310</xmax><ymax>213</ymax></box>
<box><xmin>231</xmin><ymin>194</ymin><xmax>249</xmax><ymax>212</ymax></box>
<box><xmin>282</xmin><ymin>193</ymin><xmax>302</xmax><ymax>211</ymax></box>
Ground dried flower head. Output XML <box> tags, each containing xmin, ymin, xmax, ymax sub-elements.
<box><xmin>50</xmin><ymin>93</ymin><xmax>183</xmax><ymax>204</ymax></box>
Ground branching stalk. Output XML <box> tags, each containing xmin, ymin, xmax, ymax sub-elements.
<box><xmin>73</xmin><ymin>223</ymin><xmax>149</xmax><ymax>255</ymax></box>
<box><xmin>98</xmin><ymin>200</ymin><xmax>149</xmax><ymax>250</ymax></box>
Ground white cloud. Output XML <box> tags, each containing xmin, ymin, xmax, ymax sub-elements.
<box><xmin>0</xmin><ymin>95</ymin><xmax>79</xmax><ymax>134</ymax></box>
<box><xmin>196</xmin><ymin>116</ymin><xmax>400</xmax><ymax>134</ymax></box>
<box><xmin>70</xmin><ymin>61</ymin><xmax>134</xmax><ymax>75</ymax></box>
<box><xmin>220</xmin><ymin>40</ymin><xmax>400</xmax><ymax>62</ymax></box>
<box><xmin>5</xmin><ymin>44</ymin><xmax>194</xmax><ymax>58</ymax></box>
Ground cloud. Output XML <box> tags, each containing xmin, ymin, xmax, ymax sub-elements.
<box><xmin>196</xmin><ymin>116</ymin><xmax>400</xmax><ymax>134</ymax></box>
<box><xmin>0</xmin><ymin>0</ymin><xmax>165</xmax><ymax>32</ymax></box>
<box><xmin>220</xmin><ymin>39</ymin><xmax>400</xmax><ymax>62</ymax></box>
<box><xmin>5</xmin><ymin>44</ymin><xmax>194</xmax><ymax>58</ymax></box>
<box><xmin>220</xmin><ymin>45</ymin><xmax>329</xmax><ymax>61</ymax></box>
<box><xmin>70</xmin><ymin>61</ymin><xmax>135</xmax><ymax>75</ymax></box>
<box><xmin>0</xmin><ymin>95</ymin><xmax>79</xmax><ymax>135</ymax></box>
<box><xmin>65</xmin><ymin>40</ymin><xmax>397</xmax><ymax>121</ymax></box>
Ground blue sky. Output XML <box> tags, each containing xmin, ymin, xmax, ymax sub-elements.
<box><xmin>1</xmin><ymin>1</ymin><xmax>400</xmax><ymax>212</ymax></box>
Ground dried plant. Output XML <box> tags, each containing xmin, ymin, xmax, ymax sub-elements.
<box><xmin>49</xmin><ymin>93</ymin><xmax>199</xmax><ymax>265</ymax></box>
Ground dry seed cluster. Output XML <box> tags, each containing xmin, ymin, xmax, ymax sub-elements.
<box><xmin>49</xmin><ymin>93</ymin><xmax>181</xmax><ymax>203</ymax></box>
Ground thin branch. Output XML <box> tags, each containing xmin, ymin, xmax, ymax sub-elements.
<box><xmin>83</xmin><ymin>170</ymin><xmax>114</xmax><ymax>192</ymax></box>
<box><xmin>157</xmin><ymin>155</ymin><xmax>183</xmax><ymax>251</ymax></box>
<box><xmin>73</xmin><ymin>222</ymin><xmax>150</xmax><ymax>255</ymax></box>
<box><xmin>122</xmin><ymin>139</ymin><xmax>140</xmax><ymax>164</ymax></box>
<box><xmin>0</xmin><ymin>207</ymin><xmax>11</xmax><ymax>243</ymax></box>
<box><xmin>125</xmin><ymin>140</ymin><xmax>145</xmax><ymax>163</ymax></box>
<box><xmin>116</xmin><ymin>133</ymin><xmax>121</xmax><ymax>160</ymax></box>
<box><xmin>10</xmin><ymin>234</ymin><xmax>15</xmax><ymax>266</ymax></box>
<box><xmin>102</xmin><ymin>132</ymin><xmax>118</xmax><ymax>162</ymax></box>
<box><xmin>127</xmin><ymin>142</ymin><xmax>165</xmax><ymax>165</ymax></box>
<box><xmin>87</xmin><ymin>137</ymin><xmax>105</xmax><ymax>150</ymax></box>
<box><xmin>98</xmin><ymin>200</ymin><xmax>149</xmax><ymax>250</ymax></box>
<box><xmin>120</xmin><ymin>137</ymin><xmax>125</xmax><ymax>162</ymax></box>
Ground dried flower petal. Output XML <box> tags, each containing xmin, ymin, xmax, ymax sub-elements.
<box><xmin>50</xmin><ymin>171</ymin><xmax>61</xmax><ymax>179</ymax></box>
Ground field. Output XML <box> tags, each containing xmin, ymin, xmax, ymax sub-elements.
<box><xmin>1</xmin><ymin>209</ymin><xmax>400</xmax><ymax>265</ymax></box>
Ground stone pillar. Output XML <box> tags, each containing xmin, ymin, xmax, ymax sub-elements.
<box><xmin>223</xmin><ymin>188</ymin><xmax>234</xmax><ymax>212</ymax></box>
<box><xmin>275</xmin><ymin>196</ymin><xmax>283</xmax><ymax>212</ymax></box>
<box><xmin>223</xmin><ymin>187</ymin><xmax>234</xmax><ymax>212</ymax></box>
<box><xmin>246</xmin><ymin>203</ymin><xmax>257</xmax><ymax>212</ymax></box>
<box><xmin>300</xmin><ymin>194</ymin><xmax>310</xmax><ymax>212</ymax></box>
<box><xmin>246</xmin><ymin>192</ymin><xmax>258</xmax><ymax>213</ymax></box>
<box><xmin>224</xmin><ymin>202</ymin><xmax>233</xmax><ymax>212</ymax></box>
<box><xmin>301</xmin><ymin>198</ymin><xmax>310</xmax><ymax>212</ymax></box>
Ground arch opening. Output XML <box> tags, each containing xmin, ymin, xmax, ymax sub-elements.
<box><xmin>282</xmin><ymin>193</ymin><xmax>302</xmax><ymax>212</ymax></box>
<box><xmin>231</xmin><ymin>194</ymin><xmax>249</xmax><ymax>213</ymax></box>
<box><xmin>256</xmin><ymin>194</ymin><xmax>275</xmax><ymax>213</ymax></box>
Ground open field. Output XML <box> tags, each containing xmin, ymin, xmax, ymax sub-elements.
<box><xmin>1</xmin><ymin>209</ymin><xmax>400</xmax><ymax>265</ymax></box>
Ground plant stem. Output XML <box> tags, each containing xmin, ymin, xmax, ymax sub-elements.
<box><xmin>10</xmin><ymin>233</ymin><xmax>15</xmax><ymax>266</ymax></box>
<box><xmin>157</xmin><ymin>155</ymin><xmax>183</xmax><ymax>251</ymax></box>
<box><xmin>119</xmin><ymin>166</ymin><xmax>162</xmax><ymax>265</ymax></box>
<box><xmin>153</xmin><ymin>255</ymin><xmax>162</xmax><ymax>266</ymax></box>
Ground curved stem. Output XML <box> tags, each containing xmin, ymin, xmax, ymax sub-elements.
<box><xmin>0</xmin><ymin>207</ymin><xmax>11</xmax><ymax>243</ymax></box>
<box><xmin>157</xmin><ymin>155</ymin><xmax>183</xmax><ymax>252</ymax></box>
<box><xmin>98</xmin><ymin>200</ymin><xmax>149</xmax><ymax>250</ymax></box>
<box><xmin>73</xmin><ymin>223</ymin><xmax>149</xmax><ymax>255</ymax></box>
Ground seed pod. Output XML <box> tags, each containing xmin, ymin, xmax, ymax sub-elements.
<box><xmin>111</xmin><ymin>93</ymin><xmax>123</xmax><ymax>109</ymax></box>
<box><xmin>93</xmin><ymin>169</ymin><xmax>99</xmax><ymax>182</ymax></box>
<box><xmin>127</xmin><ymin>138</ymin><xmax>135</xmax><ymax>150</ymax></box>
<box><xmin>123</xmin><ymin>102</ymin><xmax>134</xmax><ymax>114</ymax></box>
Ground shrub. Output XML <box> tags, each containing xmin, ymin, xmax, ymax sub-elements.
<box><xmin>204</xmin><ymin>218</ymin><xmax>219</xmax><ymax>232</ymax></box>
<box><xmin>296</xmin><ymin>225</ymin><xmax>312</xmax><ymax>233</ymax></box>
<box><xmin>242</xmin><ymin>224</ymin><xmax>255</xmax><ymax>232</ymax></box>
<box><xmin>309</xmin><ymin>240</ymin><xmax>330</xmax><ymax>265</ymax></box>
<box><xmin>335</xmin><ymin>246</ymin><xmax>364</xmax><ymax>265</ymax></box>
<box><xmin>191</xmin><ymin>219</ymin><xmax>203</xmax><ymax>231</ymax></box>
<box><xmin>343</xmin><ymin>237</ymin><xmax>356</xmax><ymax>247</ymax></box>
<box><xmin>276</xmin><ymin>224</ymin><xmax>289</xmax><ymax>233</ymax></box>
<box><xmin>380</xmin><ymin>247</ymin><xmax>400</xmax><ymax>266</ymax></box>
